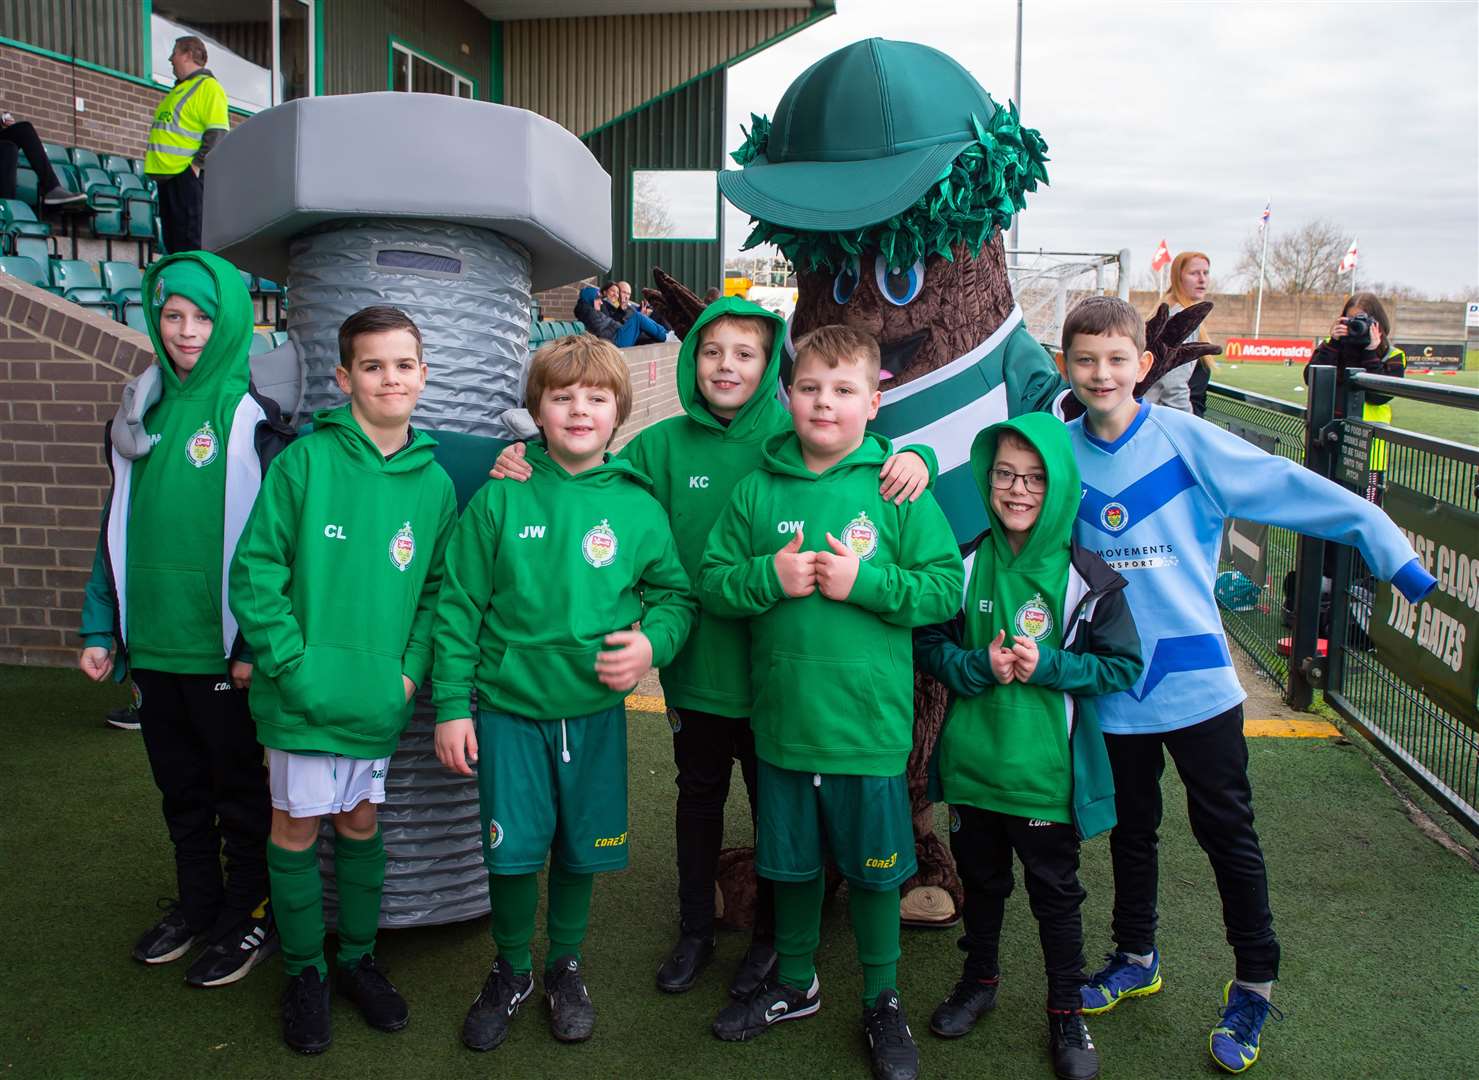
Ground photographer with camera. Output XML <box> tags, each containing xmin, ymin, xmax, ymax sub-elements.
<box><xmin>1309</xmin><ymin>292</ymin><xmax>1406</xmax><ymax>502</ymax></box>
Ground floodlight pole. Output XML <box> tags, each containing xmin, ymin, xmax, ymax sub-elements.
<box><xmin>1254</xmin><ymin>217</ymin><xmax>1269</xmax><ymax>338</ymax></box>
<box><xmin>1009</xmin><ymin>0</ymin><xmax>1023</xmax><ymax>253</ymax></box>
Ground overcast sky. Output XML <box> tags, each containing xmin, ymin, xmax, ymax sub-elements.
<box><xmin>723</xmin><ymin>0</ymin><xmax>1479</xmax><ymax>297</ymax></box>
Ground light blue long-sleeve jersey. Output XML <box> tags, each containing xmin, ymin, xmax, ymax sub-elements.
<box><xmin>1068</xmin><ymin>401</ymin><xmax>1436</xmax><ymax>735</ymax></box>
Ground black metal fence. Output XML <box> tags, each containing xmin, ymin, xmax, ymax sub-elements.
<box><xmin>1206</xmin><ymin>368</ymin><xmax>1479</xmax><ymax>837</ymax></box>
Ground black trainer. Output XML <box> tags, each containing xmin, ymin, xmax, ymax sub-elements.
<box><xmin>337</xmin><ymin>955</ymin><xmax>409</xmax><ymax>1032</ymax></box>
<box><xmin>863</xmin><ymin>989</ymin><xmax>919</xmax><ymax>1080</ymax></box>
<box><xmin>281</xmin><ymin>967</ymin><xmax>332</xmax><ymax>1054</ymax></box>
<box><xmin>712</xmin><ymin>973</ymin><xmax>821</xmax><ymax>1042</ymax></box>
<box><xmin>462</xmin><ymin>957</ymin><xmax>534</xmax><ymax>1051</ymax></box>
<box><xmin>104</xmin><ymin>704</ymin><xmax>141</xmax><ymax>730</ymax></box>
<box><xmin>132</xmin><ymin>902</ymin><xmax>197</xmax><ymax>965</ymax></box>
<box><xmin>656</xmin><ymin>932</ymin><xmax>715</xmax><ymax>993</ymax></box>
<box><xmin>544</xmin><ymin>955</ymin><xmax>596</xmax><ymax>1042</ymax></box>
<box><xmin>1047</xmin><ymin>1008</ymin><xmax>1100</xmax><ymax>1080</ymax></box>
<box><xmin>728</xmin><ymin>940</ymin><xmax>778</xmax><ymax>1000</ymax></box>
<box><xmin>185</xmin><ymin>902</ymin><xmax>279</xmax><ymax>987</ymax></box>
<box><xmin>929</xmin><ymin>976</ymin><xmax>999</xmax><ymax>1038</ymax></box>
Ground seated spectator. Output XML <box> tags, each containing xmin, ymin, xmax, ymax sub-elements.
<box><xmin>574</xmin><ymin>285</ymin><xmax>670</xmax><ymax>348</ymax></box>
<box><xmin>612</xmin><ymin>279</ymin><xmax>670</xmax><ymax>345</ymax></box>
<box><xmin>0</xmin><ymin>113</ymin><xmax>86</xmax><ymax>205</ymax></box>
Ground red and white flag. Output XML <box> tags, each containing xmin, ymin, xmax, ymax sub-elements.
<box><xmin>1151</xmin><ymin>239</ymin><xmax>1171</xmax><ymax>272</ymax></box>
<box><xmin>1339</xmin><ymin>239</ymin><xmax>1359</xmax><ymax>273</ymax></box>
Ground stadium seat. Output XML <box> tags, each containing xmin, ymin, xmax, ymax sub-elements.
<box><xmin>15</xmin><ymin>166</ymin><xmax>39</xmax><ymax>208</ymax></box>
<box><xmin>50</xmin><ymin>258</ymin><xmax>102</xmax><ymax>292</ymax></box>
<box><xmin>50</xmin><ymin>163</ymin><xmax>87</xmax><ymax>200</ymax></box>
<box><xmin>1</xmin><ymin>198</ymin><xmax>51</xmax><ymax>239</ymax></box>
<box><xmin>239</xmin><ymin>268</ymin><xmax>257</xmax><ymax>292</ymax></box>
<box><xmin>100</xmin><ymin>260</ymin><xmax>143</xmax><ymax>293</ymax></box>
<box><xmin>11</xmin><ymin>234</ymin><xmax>52</xmax><ymax>267</ymax></box>
<box><xmin>62</xmin><ymin>286</ymin><xmax>119</xmax><ymax>319</ymax></box>
<box><xmin>0</xmin><ymin>254</ymin><xmax>54</xmax><ymax>291</ymax></box>
<box><xmin>271</xmin><ymin>330</ymin><xmax>289</xmax><ymax>347</ymax></box>
<box><xmin>529</xmin><ymin>320</ymin><xmax>586</xmax><ymax>347</ymax></box>
<box><xmin>131</xmin><ymin>158</ymin><xmax>147</xmax><ymax>177</ymax></box>
<box><xmin>80</xmin><ymin>167</ymin><xmax>121</xmax><ymax>208</ymax></box>
<box><xmin>250</xmin><ymin>332</ymin><xmax>273</xmax><ymax>355</ymax></box>
<box><xmin>43</xmin><ymin>142</ymin><xmax>68</xmax><ymax>165</ymax></box>
<box><xmin>68</xmin><ymin>147</ymin><xmax>102</xmax><ymax>170</ymax></box>
<box><xmin>99</xmin><ymin>153</ymin><xmax>130</xmax><ymax>175</ymax></box>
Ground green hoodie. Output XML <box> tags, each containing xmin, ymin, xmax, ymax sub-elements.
<box><xmin>698</xmin><ymin>431</ymin><xmax>963</xmax><ymax>775</ymax></box>
<box><xmin>618</xmin><ymin>296</ymin><xmax>789</xmax><ymax>715</ymax></box>
<box><xmin>227</xmin><ymin>405</ymin><xmax>458</xmax><ymax>758</ymax></box>
<box><xmin>432</xmin><ymin>442</ymin><xmax>696</xmax><ymax>723</ymax></box>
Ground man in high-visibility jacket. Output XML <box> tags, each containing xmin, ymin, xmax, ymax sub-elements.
<box><xmin>146</xmin><ymin>35</ymin><xmax>229</xmax><ymax>255</ymax></box>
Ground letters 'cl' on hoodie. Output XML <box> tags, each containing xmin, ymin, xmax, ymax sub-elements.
<box><xmin>432</xmin><ymin>441</ymin><xmax>696</xmax><ymax>723</ymax></box>
<box><xmin>915</xmin><ymin>413</ymin><xmax>1144</xmax><ymax>840</ymax></box>
<box><xmin>228</xmin><ymin>405</ymin><xmax>458</xmax><ymax>759</ymax></box>
<box><xmin>699</xmin><ymin>430</ymin><xmax>964</xmax><ymax>777</ymax></box>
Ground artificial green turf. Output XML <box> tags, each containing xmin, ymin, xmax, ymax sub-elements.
<box><xmin>3</xmin><ymin>664</ymin><xmax>1476</xmax><ymax>1079</ymax></box>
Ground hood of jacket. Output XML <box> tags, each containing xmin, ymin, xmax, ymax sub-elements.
<box><xmin>527</xmin><ymin>437</ymin><xmax>656</xmax><ymax>492</ymax></box>
<box><xmin>677</xmin><ymin>296</ymin><xmax>789</xmax><ymax>441</ymax></box>
<box><xmin>141</xmin><ymin>251</ymin><xmax>255</xmax><ymax>403</ymax></box>
<box><xmin>311</xmin><ymin>405</ymin><xmax>440</xmax><ymax>473</ymax></box>
<box><xmin>970</xmin><ymin>412</ymin><xmax>1079</xmax><ymax>571</ymax></box>
<box><xmin>760</xmin><ymin>428</ymin><xmax>892</xmax><ymax>480</ymax></box>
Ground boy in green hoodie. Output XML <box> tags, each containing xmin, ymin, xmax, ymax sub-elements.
<box><xmin>433</xmin><ymin>334</ymin><xmax>695</xmax><ymax>1053</ymax></box>
<box><xmin>697</xmin><ymin>324</ymin><xmax>963</xmax><ymax>1080</ymax></box>
<box><xmin>490</xmin><ymin>297</ymin><xmax>933</xmax><ymax>999</ymax></box>
<box><xmin>228</xmin><ymin>305</ymin><xmax>458</xmax><ymax>1054</ymax></box>
<box><xmin>914</xmin><ymin>413</ymin><xmax>1143</xmax><ymax>1080</ymax></box>
<box><xmin>79</xmin><ymin>252</ymin><xmax>289</xmax><ymax>989</ymax></box>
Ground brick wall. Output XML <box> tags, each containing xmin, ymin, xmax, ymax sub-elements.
<box><xmin>533</xmin><ymin>279</ymin><xmax>594</xmax><ymax>322</ymax></box>
<box><xmin>611</xmin><ymin>339</ymin><xmax>681</xmax><ymax>451</ymax></box>
<box><xmin>0</xmin><ymin>276</ymin><xmax>153</xmax><ymax>667</ymax></box>
<box><xmin>1129</xmin><ymin>290</ymin><xmax>1467</xmax><ymax>346</ymax></box>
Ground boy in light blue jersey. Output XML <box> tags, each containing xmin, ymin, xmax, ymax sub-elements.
<box><xmin>1058</xmin><ymin>297</ymin><xmax>1435</xmax><ymax>1075</ymax></box>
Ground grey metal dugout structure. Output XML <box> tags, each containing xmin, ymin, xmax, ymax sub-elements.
<box><xmin>203</xmin><ymin>92</ymin><xmax>611</xmax><ymax>926</ymax></box>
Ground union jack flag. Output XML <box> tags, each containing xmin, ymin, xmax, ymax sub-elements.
<box><xmin>1259</xmin><ymin>202</ymin><xmax>1271</xmax><ymax>231</ymax></box>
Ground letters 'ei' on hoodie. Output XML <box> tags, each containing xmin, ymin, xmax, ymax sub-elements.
<box><xmin>431</xmin><ymin>442</ymin><xmax>696</xmax><ymax>723</ymax></box>
<box><xmin>915</xmin><ymin>413</ymin><xmax>1144</xmax><ymax>840</ymax></box>
<box><xmin>698</xmin><ymin>430</ymin><xmax>964</xmax><ymax>777</ymax></box>
<box><xmin>227</xmin><ymin>405</ymin><xmax>458</xmax><ymax>758</ymax></box>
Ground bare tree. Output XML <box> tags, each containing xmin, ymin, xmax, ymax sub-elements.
<box><xmin>632</xmin><ymin>173</ymin><xmax>676</xmax><ymax>239</ymax></box>
<box><xmin>1236</xmin><ymin>219</ymin><xmax>1353</xmax><ymax>296</ymax></box>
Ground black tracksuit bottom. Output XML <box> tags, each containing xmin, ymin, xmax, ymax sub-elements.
<box><xmin>950</xmin><ymin>804</ymin><xmax>1087</xmax><ymax>1011</ymax></box>
<box><xmin>153</xmin><ymin>167</ymin><xmax>203</xmax><ymax>254</ymax></box>
<box><xmin>1104</xmin><ymin>704</ymin><xmax>1280</xmax><ymax>981</ymax></box>
<box><xmin>132</xmin><ymin>668</ymin><xmax>271</xmax><ymax>935</ymax></box>
<box><xmin>671</xmin><ymin>707</ymin><xmax>774</xmax><ymax>940</ymax></box>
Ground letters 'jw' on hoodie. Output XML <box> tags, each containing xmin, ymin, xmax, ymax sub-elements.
<box><xmin>432</xmin><ymin>442</ymin><xmax>695</xmax><ymax>723</ymax></box>
<box><xmin>699</xmin><ymin>431</ymin><xmax>963</xmax><ymax>776</ymax></box>
<box><xmin>80</xmin><ymin>251</ymin><xmax>291</xmax><ymax>677</ymax></box>
<box><xmin>915</xmin><ymin>414</ymin><xmax>1143</xmax><ymax>839</ymax></box>
<box><xmin>619</xmin><ymin>295</ymin><xmax>789</xmax><ymax>716</ymax></box>
<box><xmin>228</xmin><ymin>406</ymin><xmax>458</xmax><ymax>759</ymax></box>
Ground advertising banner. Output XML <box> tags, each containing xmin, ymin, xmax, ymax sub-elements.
<box><xmin>1395</xmin><ymin>341</ymin><xmax>1465</xmax><ymax>371</ymax></box>
<box><xmin>1223</xmin><ymin>337</ymin><xmax>1317</xmax><ymax>364</ymax></box>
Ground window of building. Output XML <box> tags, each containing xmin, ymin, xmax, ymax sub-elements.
<box><xmin>631</xmin><ymin>170</ymin><xmax>719</xmax><ymax>241</ymax></box>
<box><xmin>390</xmin><ymin>41</ymin><xmax>475</xmax><ymax>99</ymax></box>
<box><xmin>151</xmin><ymin>1</ymin><xmax>315</xmax><ymax>113</ymax></box>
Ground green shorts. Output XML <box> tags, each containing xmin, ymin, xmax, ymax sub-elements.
<box><xmin>755</xmin><ymin>760</ymin><xmax>917</xmax><ymax>890</ymax></box>
<box><xmin>475</xmin><ymin>705</ymin><xmax>629</xmax><ymax>875</ymax></box>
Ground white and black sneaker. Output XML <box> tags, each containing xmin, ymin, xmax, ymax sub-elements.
<box><xmin>132</xmin><ymin>901</ymin><xmax>198</xmax><ymax>964</ymax></box>
<box><xmin>184</xmin><ymin>901</ymin><xmax>279</xmax><ymax>987</ymax></box>
<box><xmin>462</xmin><ymin>956</ymin><xmax>534</xmax><ymax>1051</ymax></box>
<box><xmin>863</xmin><ymin>989</ymin><xmax>920</xmax><ymax>1080</ymax></box>
<box><xmin>712</xmin><ymin>973</ymin><xmax>821</xmax><ymax>1042</ymax></box>
<box><xmin>544</xmin><ymin>955</ymin><xmax>596</xmax><ymax>1042</ymax></box>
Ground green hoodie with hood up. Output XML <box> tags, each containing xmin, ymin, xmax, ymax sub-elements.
<box><xmin>432</xmin><ymin>442</ymin><xmax>695</xmax><ymax>723</ymax></box>
<box><xmin>698</xmin><ymin>431</ymin><xmax>963</xmax><ymax>776</ymax></box>
<box><xmin>915</xmin><ymin>413</ymin><xmax>1143</xmax><ymax>838</ymax></box>
<box><xmin>228</xmin><ymin>405</ymin><xmax>458</xmax><ymax>758</ymax></box>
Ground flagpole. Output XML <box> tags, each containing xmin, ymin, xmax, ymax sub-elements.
<box><xmin>1350</xmin><ymin>236</ymin><xmax>1358</xmax><ymax>293</ymax></box>
<box><xmin>1254</xmin><ymin>216</ymin><xmax>1269</xmax><ymax>338</ymax></box>
<box><xmin>1009</xmin><ymin>0</ymin><xmax>1023</xmax><ymax>254</ymax></box>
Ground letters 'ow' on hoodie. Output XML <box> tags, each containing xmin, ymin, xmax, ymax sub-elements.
<box><xmin>698</xmin><ymin>430</ymin><xmax>964</xmax><ymax>777</ymax></box>
<box><xmin>432</xmin><ymin>442</ymin><xmax>696</xmax><ymax>724</ymax></box>
<box><xmin>228</xmin><ymin>405</ymin><xmax>458</xmax><ymax>759</ymax></box>
<box><xmin>915</xmin><ymin>413</ymin><xmax>1144</xmax><ymax>839</ymax></box>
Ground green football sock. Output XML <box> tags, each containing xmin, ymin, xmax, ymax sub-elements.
<box><xmin>774</xmin><ymin>874</ymin><xmax>825</xmax><ymax>991</ymax></box>
<box><xmin>850</xmin><ymin>885</ymin><xmax>901</xmax><ymax>1006</ymax></box>
<box><xmin>546</xmin><ymin>863</ymin><xmax>594</xmax><ymax>964</ymax></box>
<box><xmin>488</xmin><ymin>872</ymin><xmax>539</xmax><ymax>975</ymax></box>
<box><xmin>333</xmin><ymin>829</ymin><xmax>385</xmax><ymax>969</ymax></box>
<box><xmin>267</xmin><ymin>840</ymin><xmax>326</xmax><ymax>978</ymax></box>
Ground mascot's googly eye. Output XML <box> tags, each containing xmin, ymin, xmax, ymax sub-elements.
<box><xmin>874</xmin><ymin>255</ymin><xmax>925</xmax><ymax>307</ymax></box>
<box><xmin>832</xmin><ymin>257</ymin><xmax>861</xmax><ymax>305</ymax></box>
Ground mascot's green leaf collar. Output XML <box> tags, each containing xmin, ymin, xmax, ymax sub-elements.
<box><xmin>730</xmin><ymin>101</ymin><xmax>1048</xmax><ymax>274</ymax></box>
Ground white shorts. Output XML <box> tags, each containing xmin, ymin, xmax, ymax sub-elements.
<box><xmin>268</xmin><ymin>749</ymin><xmax>389</xmax><ymax>818</ymax></box>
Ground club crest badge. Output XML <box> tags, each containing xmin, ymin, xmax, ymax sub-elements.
<box><xmin>582</xmin><ymin>519</ymin><xmax>618</xmax><ymax>568</ymax></box>
<box><xmin>152</xmin><ymin>276</ymin><xmax>165</xmax><ymax>309</ymax></box>
<box><xmin>185</xmin><ymin>420</ymin><xmax>218</xmax><ymax>468</ymax></box>
<box><xmin>487</xmin><ymin>819</ymin><xmax>504</xmax><ymax>850</ymax></box>
<box><xmin>1100</xmin><ymin>501</ymin><xmax>1129</xmax><ymax>533</ymax></box>
<box><xmin>388</xmin><ymin>521</ymin><xmax>416</xmax><ymax>572</ymax></box>
<box><xmin>842</xmin><ymin>511</ymin><xmax>879</xmax><ymax>560</ymax></box>
<box><xmin>1014</xmin><ymin>593</ymin><xmax>1053</xmax><ymax>642</ymax></box>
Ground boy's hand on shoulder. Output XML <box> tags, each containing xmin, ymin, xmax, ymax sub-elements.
<box><xmin>988</xmin><ymin>630</ymin><xmax>1016</xmax><ymax>683</ymax></box>
<box><xmin>434</xmin><ymin>717</ymin><xmax>479</xmax><ymax>775</ymax></box>
<box><xmin>403</xmin><ymin>675</ymin><xmax>416</xmax><ymax>703</ymax></box>
<box><xmin>79</xmin><ymin>646</ymin><xmax>114</xmax><ymax>683</ymax></box>
<box><xmin>488</xmin><ymin>440</ymin><xmax>532</xmax><ymax>481</ymax></box>
<box><xmin>1010</xmin><ymin>635</ymin><xmax>1039</xmax><ymax>682</ymax></box>
<box><xmin>817</xmin><ymin>533</ymin><xmax>861</xmax><ymax>601</ymax></box>
<box><xmin>774</xmin><ymin>530</ymin><xmax>817</xmax><ymax>598</ymax></box>
<box><xmin>878</xmin><ymin>450</ymin><xmax>930</xmax><ymax>504</ymax></box>
<box><xmin>595</xmin><ymin>630</ymin><xmax>654</xmax><ymax>691</ymax></box>
<box><xmin>230</xmin><ymin>661</ymin><xmax>253</xmax><ymax>690</ymax></box>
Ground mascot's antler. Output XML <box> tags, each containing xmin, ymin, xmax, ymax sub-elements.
<box><xmin>1059</xmin><ymin>301</ymin><xmax>1220</xmax><ymax>422</ymax></box>
<box><xmin>642</xmin><ymin>267</ymin><xmax>707</xmax><ymax>342</ymax></box>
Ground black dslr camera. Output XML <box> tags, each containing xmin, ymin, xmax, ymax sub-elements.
<box><xmin>1341</xmin><ymin>313</ymin><xmax>1374</xmax><ymax>349</ymax></box>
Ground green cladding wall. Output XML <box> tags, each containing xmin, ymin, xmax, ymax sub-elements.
<box><xmin>319</xmin><ymin>0</ymin><xmax>492</xmax><ymax>99</ymax></box>
<box><xmin>584</xmin><ymin>67</ymin><xmax>725</xmax><ymax>300</ymax></box>
<box><xmin>0</xmin><ymin>0</ymin><xmax>145</xmax><ymax>76</ymax></box>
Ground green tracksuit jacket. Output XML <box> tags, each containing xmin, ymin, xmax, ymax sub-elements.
<box><xmin>698</xmin><ymin>431</ymin><xmax>963</xmax><ymax>776</ymax></box>
<box><xmin>432</xmin><ymin>442</ymin><xmax>696</xmax><ymax>723</ymax></box>
<box><xmin>227</xmin><ymin>406</ymin><xmax>458</xmax><ymax>758</ymax></box>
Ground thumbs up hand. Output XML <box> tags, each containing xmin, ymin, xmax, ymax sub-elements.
<box><xmin>815</xmin><ymin>531</ymin><xmax>861</xmax><ymax>601</ymax></box>
<box><xmin>774</xmin><ymin>529</ymin><xmax>818</xmax><ymax>597</ymax></box>
<box><xmin>987</xmin><ymin>629</ymin><xmax>1016</xmax><ymax>684</ymax></box>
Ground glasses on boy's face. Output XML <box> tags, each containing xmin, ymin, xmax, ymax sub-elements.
<box><xmin>988</xmin><ymin>467</ymin><xmax>1047</xmax><ymax>494</ymax></box>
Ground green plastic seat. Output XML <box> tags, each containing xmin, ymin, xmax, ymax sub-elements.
<box><xmin>15</xmin><ymin>167</ymin><xmax>39</xmax><ymax>207</ymax></box>
<box><xmin>12</xmin><ymin>234</ymin><xmax>51</xmax><ymax>267</ymax></box>
<box><xmin>63</xmin><ymin>286</ymin><xmax>119</xmax><ymax>319</ymax></box>
<box><xmin>68</xmin><ymin>147</ymin><xmax>102</xmax><ymax>170</ymax></box>
<box><xmin>100</xmin><ymin>260</ymin><xmax>143</xmax><ymax>293</ymax></box>
<box><xmin>43</xmin><ymin>142</ymin><xmax>68</xmax><ymax>164</ymax></box>
<box><xmin>0</xmin><ymin>254</ymin><xmax>49</xmax><ymax>289</ymax></box>
<box><xmin>250</xmin><ymin>332</ymin><xmax>273</xmax><ymax>355</ymax></box>
<box><xmin>50</xmin><ymin>258</ymin><xmax>102</xmax><ymax>291</ymax></box>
